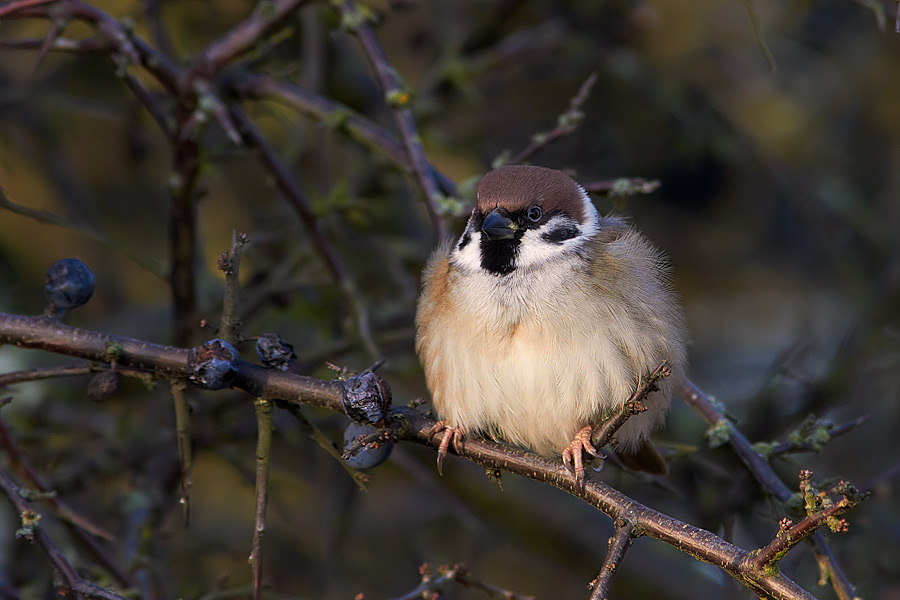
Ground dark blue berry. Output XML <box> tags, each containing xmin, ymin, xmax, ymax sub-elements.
<box><xmin>255</xmin><ymin>333</ymin><xmax>297</xmax><ymax>371</ymax></box>
<box><xmin>342</xmin><ymin>423</ymin><xmax>393</xmax><ymax>470</ymax></box>
<box><xmin>45</xmin><ymin>258</ymin><xmax>95</xmax><ymax>310</ymax></box>
<box><xmin>188</xmin><ymin>339</ymin><xmax>239</xmax><ymax>390</ymax></box>
<box><xmin>341</xmin><ymin>371</ymin><xmax>392</xmax><ymax>425</ymax></box>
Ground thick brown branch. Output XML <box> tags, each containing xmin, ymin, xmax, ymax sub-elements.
<box><xmin>0</xmin><ymin>313</ymin><xmax>341</xmax><ymax>409</ymax></box>
<box><xmin>0</xmin><ymin>313</ymin><xmax>835</xmax><ymax>600</ymax></box>
<box><xmin>589</xmin><ymin>522</ymin><xmax>634</xmax><ymax>600</ymax></box>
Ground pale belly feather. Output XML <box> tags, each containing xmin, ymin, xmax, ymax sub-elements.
<box><xmin>431</xmin><ymin>266</ymin><xmax>641</xmax><ymax>456</ymax></box>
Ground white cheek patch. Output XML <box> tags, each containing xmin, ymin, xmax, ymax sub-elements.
<box><xmin>452</xmin><ymin>218</ymin><xmax>483</xmax><ymax>272</ymax></box>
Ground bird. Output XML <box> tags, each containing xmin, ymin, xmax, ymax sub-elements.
<box><xmin>415</xmin><ymin>165</ymin><xmax>687</xmax><ymax>483</ymax></box>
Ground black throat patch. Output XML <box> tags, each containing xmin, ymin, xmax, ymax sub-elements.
<box><xmin>480</xmin><ymin>237</ymin><xmax>520</xmax><ymax>276</ymax></box>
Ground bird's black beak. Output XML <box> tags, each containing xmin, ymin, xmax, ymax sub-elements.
<box><xmin>481</xmin><ymin>209</ymin><xmax>517</xmax><ymax>241</ymax></box>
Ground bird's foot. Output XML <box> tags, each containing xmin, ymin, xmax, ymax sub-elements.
<box><xmin>428</xmin><ymin>420</ymin><xmax>465</xmax><ymax>476</ymax></box>
<box><xmin>562</xmin><ymin>425</ymin><xmax>606</xmax><ymax>486</ymax></box>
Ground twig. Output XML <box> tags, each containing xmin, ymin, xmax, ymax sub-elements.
<box><xmin>120</xmin><ymin>71</ymin><xmax>173</xmax><ymax>137</ymax></box>
<box><xmin>276</xmin><ymin>400</ymin><xmax>368</xmax><ymax>491</ymax></box>
<box><xmin>505</xmin><ymin>72</ymin><xmax>598</xmax><ymax>166</ymax></box>
<box><xmin>170</xmin><ymin>105</ymin><xmax>202</xmax><ymax>347</ymax></box>
<box><xmin>760</xmin><ymin>415</ymin><xmax>869</xmax><ymax>459</ymax></box>
<box><xmin>389</xmin><ymin>563</ymin><xmax>534</xmax><ymax>600</ymax></box>
<box><xmin>0</xmin><ymin>312</ymin><xmax>843</xmax><ymax>600</ymax></box>
<box><xmin>582</xmin><ymin>178</ymin><xmax>661</xmax><ymax>197</ymax></box>
<box><xmin>738</xmin><ymin>0</ymin><xmax>777</xmax><ymax>70</ymax></box>
<box><xmin>750</xmin><ymin>472</ymin><xmax>864</xmax><ymax>570</ymax></box>
<box><xmin>0</xmin><ymin>405</ymin><xmax>132</xmax><ymax>588</ymax></box>
<box><xmin>0</xmin><ymin>0</ymin><xmax>57</xmax><ymax>18</ymax></box>
<box><xmin>0</xmin><ymin>365</ymin><xmax>94</xmax><ymax>386</ymax></box>
<box><xmin>193</xmin><ymin>0</ymin><xmax>311</xmax><ymax>78</ymax></box>
<box><xmin>334</xmin><ymin>0</ymin><xmax>448</xmax><ymax>240</ymax></box>
<box><xmin>32</xmin><ymin>19</ymin><xmax>64</xmax><ymax>71</ymax></box>
<box><xmin>680</xmin><ymin>379</ymin><xmax>859</xmax><ymax>600</ymax></box>
<box><xmin>141</xmin><ymin>0</ymin><xmax>177</xmax><ymax>58</ymax></box>
<box><xmin>0</xmin><ymin>188</ymin><xmax>166</xmax><ymax>279</ymax></box>
<box><xmin>590</xmin><ymin>361</ymin><xmax>671</xmax><ymax>449</ymax></box>
<box><xmin>0</xmin><ymin>36</ymin><xmax>112</xmax><ymax>52</ymax></box>
<box><xmin>589</xmin><ymin>521</ymin><xmax>634</xmax><ymax>600</ymax></box>
<box><xmin>228</xmin><ymin>104</ymin><xmax>380</xmax><ymax>359</ymax></box>
<box><xmin>218</xmin><ymin>231</ymin><xmax>248</xmax><ymax>346</ymax></box>
<box><xmin>250</xmin><ymin>398</ymin><xmax>274</xmax><ymax>600</ymax></box>
<box><xmin>229</xmin><ymin>74</ymin><xmax>457</xmax><ymax>195</ymax></box>
<box><xmin>849</xmin><ymin>0</ymin><xmax>887</xmax><ymax>32</ymax></box>
<box><xmin>0</xmin><ymin>363</ymin><xmax>152</xmax><ymax>387</ymax></box>
<box><xmin>0</xmin><ymin>411</ymin><xmax>113</xmax><ymax>540</ymax></box>
<box><xmin>0</xmin><ymin>464</ymin><xmax>130</xmax><ymax>600</ymax></box>
<box><xmin>7</xmin><ymin>0</ymin><xmax>181</xmax><ymax>92</ymax></box>
<box><xmin>171</xmin><ymin>380</ymin><xmax>192</xmax><ymax>526</ymax></box>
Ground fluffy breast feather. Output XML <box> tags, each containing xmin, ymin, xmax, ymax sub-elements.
<box><xmin>415</xmin><ymin>218</ymin><xmax>687</xmax><ymax>456</ymax></box>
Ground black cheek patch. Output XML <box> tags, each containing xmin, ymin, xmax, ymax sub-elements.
<box><xmin>480</xmin><ymin>238</ymin><xmax>519</xmax><ymax>275</ymax></box>
<box><xmin>541</xmin><ymin>224</ymin><xmax>580</xmax><ymax>245</ymax></box>
<box><xmin>458</xmin><ymin>231</ymin><xmax>472</xmax><ymax>250</ymax></box>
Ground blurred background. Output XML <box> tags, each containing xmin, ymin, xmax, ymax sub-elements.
<box><xmin>0</xmin><ymin>0</ymin><xmax>898</xmax><ymax>598</ymax></box>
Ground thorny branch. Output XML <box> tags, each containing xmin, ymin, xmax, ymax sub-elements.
<box><xmin>589</xmin><ymin>521</ymin><xmax>634</xmax><ymax>600</ymax></box>
<box><xmin>0</xmin><ymin>0</ymin><xmax>872</xmax><ymax>596</ymax></box>
<box><xmin>0</xmin><ymin>403</ymin><xmax>132</xmax><ymax>588</ymax></box>
<box><xmin>250</xmin><ymin>398</ymin><xmax>274</xmax><ymax>600</ymax></box>
<box><xmin>228</xmin><ymin>73</ymin><xmax>456</xmax><ymax>195</ymax></box>
<box><xmin>505</xmin><ymin>72</ymin><xmax>598</xmax><ymax>167</ymax></box>
<box><xmin>680</xmin><ymin>380</ymin><xmax>860</xmax><ymax>600</ymax></box>
<box><xmin>387</xmin><ymin>563</ymin><xmax>535</xmax><ymax>600</ymax></box>
<box><xmin>0</xmin><ymin>464</ymin><xmax>130</xmax><ymax>600</ymax></box>
<box><xmin>228</xmin><ymin>105</ymin><xmax>380</xmax><ymax>359</ymax></box>
<box><xmin>590</xmin><ymin>360</ymin><xmax>670</xmax><ymax>450</ymax></box>
<box><xmin>0</xmin><ymin>312</ymin><xmax>861</xmax><ymax>600</ymax></box>
<box><xmin>218</xmin><ymin>230</ymin><xmax>248</xmax><ymax>347</ymax></box>
<box><xmin>334</xmin><ymin>0</ymin><xmax>449</xmax><ymax>240</ymax></box>
<box><xmin>582</xmin><ymin>178</ymin><xmax>661</xmax><ymax>197</ymax></box>
<box><xmin>170</xmin><ymin>380</ymin><xmax>192</xmax><ymax>525</ymax></box>
<box><xmin>750</xmin><ymin>471</ymin><xmax>865</xmax><ymax>571</ymax></box>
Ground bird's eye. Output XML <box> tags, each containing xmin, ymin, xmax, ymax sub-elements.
<box><xmin>526</xmin><ymin>205</ymin><xmax>543</xmax><ymax>222</ymax></box>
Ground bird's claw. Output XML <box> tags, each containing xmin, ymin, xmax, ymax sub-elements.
<box><xmin>562</xmin><ymin>425</ymin><xmax>606</xmax><ymax>486</ymax></box>
<box><xmin>429</xmin><ymin>420</ymin><xmax>464</xmax><ymax>476</ymax></box>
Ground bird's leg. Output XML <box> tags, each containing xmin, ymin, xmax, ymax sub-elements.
<box><xmin>562</xmin><ymin>424</ymin><xmax>605</xmax><ymax>486</ymax></box>
<box><xmin>428</xmin><ymin>420</ymin><xmax>465</xmax><ymax>476</ymax></box>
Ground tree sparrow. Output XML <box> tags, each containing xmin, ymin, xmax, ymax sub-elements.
<box><xmin>415</xmin><ymin>165</ymin><xmax>687</xmax><ymax>482</ymax></box>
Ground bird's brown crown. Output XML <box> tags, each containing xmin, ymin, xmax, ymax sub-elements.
<box><xmin>475</xmin><ymin>165</ymin><xmax>588</xmax><ymax>222</ymax></box>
